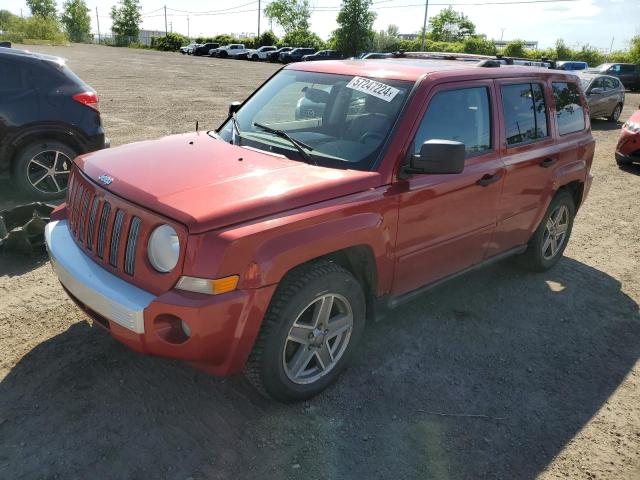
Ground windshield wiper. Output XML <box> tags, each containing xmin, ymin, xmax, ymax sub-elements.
<box><xmin>231</xmin><ymin>113</ymin><xmax>242</xmax><ymax>145</ymax></box>
<box><xmin>253</xmin><ymin>122</ymin><xmax>317</xmax><ymax>165</ymax></box>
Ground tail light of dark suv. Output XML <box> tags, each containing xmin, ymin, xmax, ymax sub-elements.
<box><xmin>72</xmin><ymin>91</ymin><xmax>100</xmax><ymax>111</ymax></box>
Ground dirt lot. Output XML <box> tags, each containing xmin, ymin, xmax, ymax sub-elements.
<box><xmin>1</xmin><ymin>44</ymin><xmax>639</xmax><ymax>480</ymax></box>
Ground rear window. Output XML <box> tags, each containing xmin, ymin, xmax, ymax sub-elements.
<box><xmin>552</xmin><ymin>82</ymin><xmax>585</xmax><ymax>135</ymax></box>
<box><xmin>501</xmin><ymin>83</ymin><xmax>548</xmax><ymax>146</ymax></box>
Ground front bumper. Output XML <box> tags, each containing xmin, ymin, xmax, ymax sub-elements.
<box><xmin>45</xmin><ymin>220</ymin><xmax>277</xmax><ymax>375</ymax></box>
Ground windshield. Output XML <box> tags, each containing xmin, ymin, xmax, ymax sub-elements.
<box><xmin>579</xmin><ymin>77</ymin><xmax>591</xmax><ymax>90</ymax></box>
<box><xmin>217</xmin><ymin>70</ymin><xmax>412</xmax><ymax>170</ymax></box>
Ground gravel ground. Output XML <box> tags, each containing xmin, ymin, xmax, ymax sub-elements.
<box><xmin>1</xmin><ymin>44</ymin><xmax>639</xmax><ymax>480</ymax></box>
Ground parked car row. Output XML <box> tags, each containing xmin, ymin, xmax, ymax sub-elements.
<box><xmin>180</xmin><ymin>43</ymin><xmax>345</xmax><ymax>63</ymax></box>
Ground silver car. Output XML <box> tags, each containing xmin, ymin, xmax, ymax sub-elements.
<box><xmin>578</xmin><ymin>73</ymin><xmax>625</xmax><ymax>122</ymax></box>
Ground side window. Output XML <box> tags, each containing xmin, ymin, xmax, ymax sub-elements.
<box><xmin>0</xmin><ymin>60</ymin><xmax>24</xmax><ymax>92</ymax></box>
<box><xmin>620</xmin><ymin>65</ymin><xmax>634</xmax><ymax>74</ymax></box>
<box><xmin>610</xmin><ymin>78</ymin><xmax>621</xmax><ymax>89</ymax></box>
<box><xmin>603</xmin><ymin>77</ymin><xmax>616</xmax><ymax>90</ymax></box>
<box><xmin>552</xmin><ymin>82</ymin><xmax>585</xmax><ymax>135</ymax></box>
<box><xmin>501</xmin><ymin>83</ymin><xmax>548</xmax><ymax>146</ymax></box>
<box><xmin>591</xmin><ymin>78</ymin><xmax>604</xmax><ymax>90</ymax></box>
<box><xmin>413</xmin><ymin>86</ymin><xmax>491</xmax><ymax>156</ymax></box>
<box><xmin>609</xmin><ymin>65</ymin><xmax>621</xmax><ymax>73</ymax></box>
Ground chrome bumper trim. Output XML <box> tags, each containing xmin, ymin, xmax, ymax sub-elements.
<box><xmin>45</xmin><ymin>220</ymin><xmax>154</xmax><ymax>333</ymax></box>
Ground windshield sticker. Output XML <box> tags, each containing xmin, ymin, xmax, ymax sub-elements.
<box><xmin>346</xmin><ymin>76</ymin><xmax>400</xmax><ymax>102</ymax></box>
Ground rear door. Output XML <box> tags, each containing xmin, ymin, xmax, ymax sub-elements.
<box><xmin>488</xmin><ymin>79</ymin><xmax>555</xmax><ymax>255</ymax></box>
<box><xmin>392</xmin><ymin>80</ymin><xmax>504</xmax><ymax>295</ymax></box>
<box><xmin>586</xmin><ymin>77</ymin><xmax>606</xmax><ymax>116</ymax></box>
<box><xmin>0</xmin><ymin>57</ymin><xmax>37</xmax><ymax>157</ymax></box>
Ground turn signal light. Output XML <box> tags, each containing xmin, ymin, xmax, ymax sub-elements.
<box><xmin>176</xmin><ymin>275</ymin><xmax>239</xmax><ymax>295</ymax></box>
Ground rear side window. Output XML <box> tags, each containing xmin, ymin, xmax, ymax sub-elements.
<box><xmin>620</xmin><ymin>64</ymin><xmax>635</xmax><ymax>74</ymax></box>
<box><xmin>0</xmin><ymin>60</ymin><xmax>24</xmax><ymax>91</ymax></box>
<box><xmin>501</xmin><ymin>83</ymin><xmax>548</xmax><ymax>146</ymax></box>
<box><xmin>413</xmin><ymin>86</ymin><xmax>491</xmax><ymax>156</ymax></box>
<box><xmin>552</xmin><ymin>82</ymin><xmax>585</xmax><ymax>135</ymax></box>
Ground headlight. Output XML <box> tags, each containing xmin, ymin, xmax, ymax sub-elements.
<box><xmin>624</xmin><ymin>121</ymin><xmax>640</xmax><ymax>133</ymax></box>
<box><xmin>147</xmin><ymin>224</ymin><xmax>180</xmax><ymax>272</ymax></box>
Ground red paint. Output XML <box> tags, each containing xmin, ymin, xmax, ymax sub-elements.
<box><xmin>56</xmin><ymin>62</ymin><xmax>595</xmax><ymax>375</ymax></box>
<box><xmin>616</xmin><ymin>109</ymin><xmax>640</xmax><ymax>162</ymax></box>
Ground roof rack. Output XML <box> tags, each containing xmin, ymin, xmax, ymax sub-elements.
<box><xmin>391</xmin><ymin>51</ymin><xmax>556</xmax><ymax>69</ymax></box>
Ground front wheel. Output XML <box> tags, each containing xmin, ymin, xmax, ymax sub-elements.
<box><xmin>13</xmin><ymin>140</ymin><xmax>77</xmax><ymax>200</ymax></box>
<box><xmin>245</xmin><ymin>260</ymin><xmax>365</xmax><ymax>402</ymax></box>
<box><xmin>518</xmin><ymin>190</ymin><xmax>575</xmax><ymax>271</ymax></box>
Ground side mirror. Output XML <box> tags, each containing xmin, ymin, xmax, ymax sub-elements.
<box><xmin>405</xmin><ymin>140</ymin><xmax>466</xmax><ymax>175</ymax></box>
<box><xmin>228</xmin><ymin>101</ymin><xmax>241</xmax><ymax>116</ymax></box>
<box><xmin>589</xmin><ymin>87</ymin><xmax>604</xmax><ymax>95</ymax></box>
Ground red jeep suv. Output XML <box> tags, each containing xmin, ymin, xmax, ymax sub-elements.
<box><xmin>45</xmin><ymin>56</ymin><xmax>594</xmax><ymax>401</ymax></box>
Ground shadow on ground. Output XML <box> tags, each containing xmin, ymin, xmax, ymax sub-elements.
<box><xmin>590</xmin><ymin>119</ymin><xmax>622</xmax><ymax>131</ymax></box>
<box><xmin>1</xmin><ymin>257</ymin><xmax>638</xmax><ymax>479</ymax></box>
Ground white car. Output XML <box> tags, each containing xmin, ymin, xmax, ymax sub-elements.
<box><xmin>243</xmin><ymin>45</ymin><xmax>277</xmax><ymax>61</ymax></box>
<box><xmin>216</xmin><ymin>44</ymin><xmax>248</xmax><ymax>58</ymax></box>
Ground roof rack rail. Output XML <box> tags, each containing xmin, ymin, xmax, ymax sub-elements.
<box><xmin>391</xmin><ymin>50</ymin><xmax>557</xmax><ymax>69</ymax></box>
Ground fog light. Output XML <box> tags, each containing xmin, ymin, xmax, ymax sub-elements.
<box><xmin>153</xmin><ymin>314</ymin><xmax>190</xmax><ymax>344</ymax></box>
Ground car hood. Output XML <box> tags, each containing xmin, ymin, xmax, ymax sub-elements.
<box><xmin>77</xmin><ymin>133</ymin><xmax>381</xmax><ymax>233</ymax></box>
<box><xmin>628</xmin><ymin>110</ymin><xmax>640</xmax><ymax>124</ymax></box>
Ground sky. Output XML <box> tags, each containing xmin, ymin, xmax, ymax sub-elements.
<box><xmin>3</xmin><ymin>0</ymin><xmax>639</xmax><ymax>51</ymax></box>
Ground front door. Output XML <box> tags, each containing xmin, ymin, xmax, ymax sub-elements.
<box><xmin>392</xmin><ymin>81</ymin><xmax>504</xmax><ymax>296</ymax></box>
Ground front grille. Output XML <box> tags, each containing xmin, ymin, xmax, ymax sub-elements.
<box><xmin>67</xmin><ymin>172</ymin><xmax>142</xmax><ymax>276</ymax></box>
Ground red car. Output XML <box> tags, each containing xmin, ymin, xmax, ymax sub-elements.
<box><xmin>616</xmin><ymin>108</ymin><xmax>640</xmax><ymax>166</ymax></box>
<box><xmin>45</xmin><ymin>56</ymin><xmax>594</xmax><ymax>401</ymax></box>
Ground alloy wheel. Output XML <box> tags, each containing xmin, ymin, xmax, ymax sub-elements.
<box><xmin>27</xmin><ymin>150</ymin><xmax>72</xmax><ymax>194</ymax></box>
<box><xmin>542</xmin><ymin>204</ymin><xmax>569</xmax><ymax>260</ymax></box>
<box><xmin>613</xmin><ymin>105</ymin><xmax>621</xmax><ymax>122</ymax></box>
<box><xmin>283</xmin><ymin>293</ymin><xmax>353</xmax><ymax>385</ymax></box>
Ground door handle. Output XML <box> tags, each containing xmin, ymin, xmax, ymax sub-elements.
<box><xmin>539</xmin><ymin>158</ymin><xmax>557</xmax><ymax>168</ymax></box>
<box><xmin>476</xmin><ymin>173</ymin><xmax>501</xmax><ymax>187</ymax></box>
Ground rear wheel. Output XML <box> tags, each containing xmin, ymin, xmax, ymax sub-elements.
<box><xmin>245</xmin><ymin>260</ymin><xmax>365</xmax><ymax>402</ymax></box>
<box><xmin>219</xmin><ymin>51</ymin><xmax>227</xmax><ymax>58</ymax></box>
<box><xmin>252</xmin><ymin>54</ymin><xmax>259</xmax><ymax>61</ymax></box>
<box><xmin>518</xmin><ymin>190</ymin><xmax>575</xmax><ymax>272</ymax></box>
<box><xmin>608</xmin><ymin>103</ymin><xmax>622</xmax><ymax>122</ymax></box>
<box><xmin>13</xmin><ymin>140</ymin><xmax>76</xmax><ymax>200</ymax></box>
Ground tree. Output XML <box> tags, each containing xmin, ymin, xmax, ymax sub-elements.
<box><xmin>463</xmin><ymin>36</ymin><xmax>496</xmax><ymax>55</ymax></box>
<box><xmin>110</xmin><ymin>0</ymin><xmax>142</xmax><ymax>44</ymax></box>
<box><xmin>281</xmin><ymin>29</ymin><xmax>324</xmax><ymax>50</ymax></box>
<box><xmin>429</xmin><ymin>7</ymin><xmax>475</xmax><ymax>42</ymax></box>
<box><xmin>26</xmin><ymin>0</ymin><xmax>57</xmax><ymax>18</ymax></box>
<box><xmin>372</xmin><ymin>25</ymin><xmax>402</xmax><ymax>53</ymax></box>
<box><xmin>555</xmin><ymin>39</ymin><xmax>571</xmax><ymax>60</ymax></box>
<box><xmin>0</xmin><ymin>10</ymin><xmax>19</xmax><ymax>30</ymax></box>
<box><xmin>264</xmin><ymin>0</ymin><xmax>311</xmax><ymax>34</ymax></box>
<box><xmin>257</xmin><ymin>30</ymin><xmax>278</xmax><ymax>47</ymax></box>
<box><xmin>333</xmin><ymin>0</ymin><xmax>376</xmax><ymax>57</ymax></box>
<box><xmin>61</xmin><ymin>0</ymin><xmax>91</xmax><ymax>42</ymax></box>
<box><xmin>629</xmin><ymin>35</ymin><xmax>640</xmax><ymax>65</ymax></box>
<box><xmin>503</xmin><ymin>39</ymin><xmax>527</xmax><ymax>58</ymax></box>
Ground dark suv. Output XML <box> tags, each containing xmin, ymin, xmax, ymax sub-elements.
<box><xmin>0</xmin><ymin>48</ymin><xmax>108</xmax><ymax>199</ymax></box>
<box><xmin>193</xmin><ymin>43</ymin><xmax>219</xmax><ymax>56</ymax></box>
<box><xmin>588</xmin><ymin>63</ymin><xmax>640</xmax><ymax>91</ymax></box>
<box><xmin>280</xmin><ymin>48</ymin><xmax>316</xmax><ymax>63</ymax></box>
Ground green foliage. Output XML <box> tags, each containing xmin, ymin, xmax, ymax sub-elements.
<box><xmin>462</xmin><ymin>36</ymin><xmax>496</xmax><ymax>55</ymax></box>
<box><xmin>151</xmin><ymin>32</ymin><xmax>188</xmax><ymax>51</ymax></box>
<box><xmin>213</xmin><ymin>34</ymin><xmax>236</xmax><ymax>46</ymax></box>
<box><xmin>371</xmin><ymin>25</ymin><xmax>402</xmax><ymax>52</ymax></box>
<box><xmin>0</xmin><ymin>10</ymin><xmax>18</xmax><ymax>31</ymax></box>
<box><xmin>573</xmin><ymin>44</ymin><xmax>604</xmax><ymax>67</ymax></box>
<box><xmin>281</xmin><ymin>29</ymin><xmax>325</xmax><ymax>50</ymax></box>
<box><xmin>627</xmin><ymin>35</ymin><xmax>640</xmax><ymax>64</ymax></box>
<box><xmin>61</xmin><ymin>0</ymin><xmax>91</xmax><ymax>43</ymax></box>
<box><xmin>257</xmin><ymin>30</ymin><xmax>279</xmax><ymax>47</ymax></box>
<box><xmin>264</xmin><ymin>0</ymin><xmax>311</xmax><ymax>34</ymax></box>
<box><xmin>502</xmin><ymin>40</ymin><xmax>527</xmax><ymax>58</ymax></box>
<box><xmin>429</xmin><ymin>7</ymin><xmax>475</xmax><ymax>42</ymax></box>
<box><xmin>334</xmin><ymin>0</ymin><xmax>376</xmax><ymax>57</ymax></box>
<box><xmin>26</xmin><ymin>0</ymin><xmax>57</xmax><ymax>18</ymax></box>
<box><xmin>554</xmin><ymin>39</ymin><xmax>571</xmax><ymax>60</ymax></box>
<box><xmin>110</xmin><ymin>0</ymin><xmax>142</xmax><ymax>44</ymax></box>
<box><xmin>0</xmin><ymin>13</ymin><xmax>67</xmax><ymax>44</ymax></box>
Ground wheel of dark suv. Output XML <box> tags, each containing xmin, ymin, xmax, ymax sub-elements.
<box><xmin>245</xmin><ymin>260</ymin><xmax>365</xmax><ymax>402</ymax></box>
<box><xmin>219</xmin><ymin>50</ymin><xmax>227</xmax><ymax>58</ymax></box>
<box><xmin>518</xmin><ymin>190</ymin><xmax>575</xmax><ymax>272</ymax></box>
<box><xmin>608</xmin><ymin>103</ymin><xmax>622</xmax><ymax>122</ymax></box>
<box><xmin>13</xmin><ymin>140</ymin><xmax>76</xmax><ymax>200</ymax></box>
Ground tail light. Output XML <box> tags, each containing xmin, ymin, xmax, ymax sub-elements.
<box><xmin>72</xmin><ymin>91</ymin><xmax>99</xmax><ymax>111</ymax></box>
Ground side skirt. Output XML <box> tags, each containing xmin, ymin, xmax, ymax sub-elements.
<box><xmin>373</xmin><ymin>244</ymin><xmax>528</xmax><ymax>319</ymax></box>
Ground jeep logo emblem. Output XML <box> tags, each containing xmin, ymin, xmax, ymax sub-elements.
<box><xmin>98</xmin><ymin>174</ymin><xmax>113</xmax><ymax>185</ymax></box>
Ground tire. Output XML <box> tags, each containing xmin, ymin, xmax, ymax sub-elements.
<box><xmin>608</xmin><ymin>103</ymin><xmax>622</xmax><ymax>122</ymax></box>
<box><xmin>518</xmin><ymin>190</ymin><xmax>575</xmax><ymax>272</ymax></box>
<box><xmin>252</xmin><ymin>54</ymin><xmax>258</xmax><ymax>61</ymax></box>
<box><xmin>13</xmin><ymin>140</ymin><xmax>77</xmax><ymax>200</ymax></box>
<box><xmin>245</xmin><ymin>260</ymin><xmax>365</xmax><ymax>402</ymax></box>
<box><xmin>219</xmin><ymin>51</ymin><xmax>227</xmax><ymax>58</ymax></box>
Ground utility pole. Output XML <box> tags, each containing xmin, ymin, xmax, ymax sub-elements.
<box><xmin>187</xmin><ymin>16</ymin><xmax>190</xmax><ymax>40</ymax></box>
<box><xmin>20</xmin><ymin>8</ymin><xmax>23</xmax><ymax>18</ymax></box>
<box><xmin>609</xmin><ymin>36</ymin><xmax>614</xmax><ymax>54</ymax></box>
<box><xmin>164</xmin><ymin>5</ymin><xmax>168</xmax><ymax>36</ymax></box>
<box><xmin>500</xmin><ymin>28</ymin><xmax>506</xmax><ymax>41</ymax></box>
<box><xmin>96</xmin><ymin>7</ymin><xmax>101</xmax><ymax>43</ymax></box>
<box><xmin>169</xmin><ymin>21</ymin><xmax>173</xmax><ymax>33</ymax></box>
<box><xmin>257</xmin><ymin>0</ymin><xmax>261</xmax><ymax>39</ymax></box>
<box><xmin>420</xmin><ymin>0</ymin><xmax>429</xmax><ymax>51</ymax></box>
